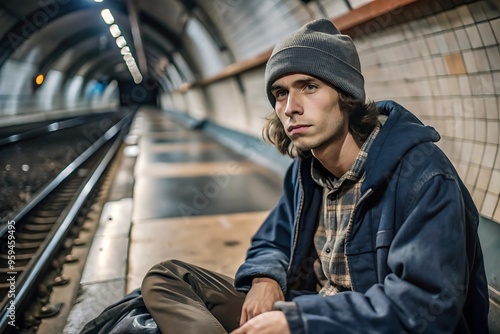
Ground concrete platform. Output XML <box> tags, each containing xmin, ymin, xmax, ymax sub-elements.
<box><xmin>62</xmin><ymin>106</ymin><xmax>283</xmax><ymax>332</ymax></box>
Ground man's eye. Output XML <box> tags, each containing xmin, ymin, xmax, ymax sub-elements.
<box><xmin>276</xmin><ymin>90</ymin><xmax>287</xmax><ymax>98</ymax></box>
<box><xmin>305</xmin><ymin>84</ymin><xmax>317</xmax><ymax>91</ymax></box>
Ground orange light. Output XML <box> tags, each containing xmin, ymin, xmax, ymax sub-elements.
<box><xmin>35</xmin><ymin>74</ymin><xmax>44</xmax><ymax>85</ymax></box>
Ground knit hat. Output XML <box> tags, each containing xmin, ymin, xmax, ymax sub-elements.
<box><xmin>265</xmin><ymin>18</ymin><xmax>365</xmax><ymax>106</ymax></box>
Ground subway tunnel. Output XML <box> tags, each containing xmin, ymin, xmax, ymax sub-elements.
<box><xmin>0</xmin><ymin>0</ymin><xmax>499</xmax><ymax>333</ymax></box>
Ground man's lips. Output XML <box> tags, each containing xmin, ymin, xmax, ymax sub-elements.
<box><xmin>287</xmin><ymin>124</ymin><xmax>311</xmax><ymax>135</ymax></box>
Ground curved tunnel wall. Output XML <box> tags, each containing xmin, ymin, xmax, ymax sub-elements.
<box><xmin>162</xmin><ymin>0</ymin><xmax>500</xmax><ymax>224</ymax></box>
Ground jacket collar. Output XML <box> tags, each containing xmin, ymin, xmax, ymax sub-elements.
<box><xmin>361</xmin><ymin>100</ymin><xmax>440</xmax><ymax>192</ymax></box>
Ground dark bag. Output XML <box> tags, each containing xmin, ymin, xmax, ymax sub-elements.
<box><xmin>80</xmin><ymin>288</ymin><xmax>159</xmax><ymax>334</ymax></box>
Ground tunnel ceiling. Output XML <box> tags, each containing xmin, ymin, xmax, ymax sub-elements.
<box><xmin>0</xmin><ymin>0</ymin><xmax>223</xmax><ymax>87</ymax></box>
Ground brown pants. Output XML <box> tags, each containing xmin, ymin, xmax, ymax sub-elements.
<box><xmin>141</xmin><ymin>259</ymin><xmax>246</xmax><ymax>334</ymax></box>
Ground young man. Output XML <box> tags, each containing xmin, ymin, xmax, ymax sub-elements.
<box><xmin>142</xmin><ymin>18</ymin><xmax>489</xmax><ymax>333</ymax></box>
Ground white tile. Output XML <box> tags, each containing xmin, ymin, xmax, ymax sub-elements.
<box><xmin>468</xmin><ymin>2</ymin><xmax>488</xmax><ymax>23</ymax></box>
<box><xmin>415</xmin><ymin>37</ymin><xmax>431</xmax><ymax>57</ymax></box>
<box><xmin>458</xmin><ymin>75</ymin><xmax>472</xmax><ymax>95</ymax></box>
<box><xmin>489</xmin><ymin>169</ymin><xmax>500</xmax><ymax>194</ymax></box>
<box><xmin>494</xmin><ymin>72</ymin><xmax>500</xmax><ymax>95</ymax></box>
<box><xmin>436</xmin><ymin>34</ymin><xmax>449</xmax><ymax>54</ymax></box>
<box><xmin>457</xmin><ymin>5</ymin><xmax>475</xmax><ymax>26</ymax></box>
<box><xmin>466</xmin><ymin>163</ymin><xmax>480</xmax><ymax>186</ymax></box>
<box><xmin>471</xmin><ymin>188</ymin><xmax>486</xmax><ymax>209</ymax></box>
<box><xmin>476</xmin><ymin>168</ymin><xmax>492</xmax><ymax>191</ymax></box>
<box><xmin>435</xmin><ymin>12</ymin><xmax>452</xmax><ymax>30</ymax></box>
<box><xmin>482</xmin><ymin>0</ymin><xmax>500</xmax><ymax>20</ymax></box>
<box><xmin>473</xmin><ymin>49</ymin><xmax>491</xmax><ymax>72</ymax></box>
<box><xmin>469</xmin><ymin>73</ymin><xmax>494</xmax><ymax>95</ymax></box>
<box><xmin>486</xmin><ymin>46</ymin><xmax>500</xmax><ymax>70</ymax></box>
<box><xmin>454</xmin><ymin>28</ymin><xmax>472</xmax><ymax>50</ymax></box>
<box><xmin>478</xmin><ymin>22</ymin><xmax>498</xmax><ymax>46</ymax></box>
<box><xmin>447</xmin><ymin>77</ymin><xmax>460</xmax><ymax>96</ymax></box>
<box><xmin>401</xmin><ymin>23</ymin><xmax>414</xmax><ymax>39</ymax></box>
<box><xmin>461</xmin><ymin>141</ymin><xmax>474</xmax><ymax>161</ymax></box>
<box><xmin>438</xmin><ymin>77</ymin><xmax>451</xmax><ymax>95</ymax></box>
<box><xmin>423</xmin><ymin>58</ymin><xmax>436</xmax><ymax>76</ymax></box>
<box><xmin>444</xmin><ymin>31</ymin><xmax>460</xmax><ymax>53</ymax></box>
<box><xmin>426</xmin><ymin>35</ymin><xmax>441</xmax><ymax>55</ymax></box>
<box><xmin>471</xmin><ymin>143</ymin><xmax>486</xmax><ymax>165</ymax></box>
<box><xmin>482</xmin><ymin>144</ymin><xmax>497</xmax><ymax>168</ymax></box>
<box><xmin>485</xmin><ymin>97</ymin><xmax>498</xmax><ymax>119</ymax></box>
<box><xmin>457</xmin><ymin>161</ymin><xmax>469</xmax><ymax>178</ymax></box>
<box><xmin>496</xmin><ymin>147</ymin><xmax>500</xmax><ymax>169</ymax></box>
<box><xmin>463</xmin><ymin>50</ymin><xmax>478</xmax><ymax>72</ymax></box>
<box><xmin>465</xmin><ymin>26</ymin><xmax>484</xmax><ymax>48</ymax></box>
<box><xmin>464</xmin><ymin>119</ymin><xmax>475</xmax><ymax>140</ymax></box>
<box><xmin>446</xmin><ymin>8</ymin><xmax>464</xmax><ymax>28</ymax></box>
<box><xmin>473</xmin><ymin>98</ymin><xmax>487</xmax><ymax>119</ymax></box>
<box><xmin>462</xmin><ymin>98</ymin><xmax>476</xmax><ymax>118</ymax></box>
<box><xmin>491</xmin><ymin>18</ymin><xmax>500</xmax><ymax>43</ymax></box>
<box><xmin>481</xmin><ymin>193</ymin><xmax>498</xmax><ymax>218</ymax></box>
<box><xmin>428</xmin><ymin>78</ymin><xmax>440</xmax><ymax>96</ymax></box>
<box><xmin>432</xmin><ymin>57</ymin><xmax>447</xmax><ymax>75</ymax></box>
<box><xmin>486</xmin><ymin>121</ymin><xmax>499</xmax><ymax>144</ymax></box>
<box><xmin>475</xmin><ymin>120</ymin><xmax>487</xmax><ymax>142</ymax></box>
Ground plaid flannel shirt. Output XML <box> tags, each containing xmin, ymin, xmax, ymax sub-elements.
<box><xmin>311</xmin><ymin>125</ymin><xmax>380</xmax><ymax>296</ymax></box>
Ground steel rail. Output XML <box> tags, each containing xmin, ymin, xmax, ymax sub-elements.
<box><xmin>0</xmin><ymin>110</ymin><xmax>121</xmax><ymax>146</ymax></box>
<box><xmin>0</xmin><ymin>111</ymin><xmax>133</xmax><ymax>331</ymax></box>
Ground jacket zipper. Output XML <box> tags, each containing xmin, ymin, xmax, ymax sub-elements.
<box><xmin>287</xmin><ymin>163</ymin><xmax>305</xmax><ymax>274</ymax></box>
<box><xmin>345</xmin><ymin>187</ymin><xmax>374</xmax><ymax>291</ymax></box>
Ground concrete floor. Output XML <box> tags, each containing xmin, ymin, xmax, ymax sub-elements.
<box><xmin>62</xmin><ymin>106</ymin><xmax>283</xmax><ymax>333</ymax></box>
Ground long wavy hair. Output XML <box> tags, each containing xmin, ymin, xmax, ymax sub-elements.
<box><xmin>262</xmin><ymin>89</ymin><xmax>379</xmax><ymax>159</ymax></box>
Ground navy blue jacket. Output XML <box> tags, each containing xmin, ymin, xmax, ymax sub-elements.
<box><xmin>234</xmin><ymin>100</ymin><xmax>489</xmax><ymax>333</ymax></box>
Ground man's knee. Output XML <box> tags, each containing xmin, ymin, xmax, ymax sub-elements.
<box><xmin>142</xmin><ymin>259</ymin><xmax>183</xmax><ymax>290</ymax></box>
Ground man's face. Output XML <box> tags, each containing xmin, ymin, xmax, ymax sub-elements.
<box><xmin>270</xmin><ymin>73</ymin><xmax>348</xmax><ymax>156</ymax></box>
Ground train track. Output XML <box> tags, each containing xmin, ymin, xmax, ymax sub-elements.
<box><xmin>0</xmin><ymin>111</ymin><xmax>134</xmax><ymax>333</ymax></box>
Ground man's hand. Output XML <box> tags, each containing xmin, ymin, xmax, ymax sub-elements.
<box><xmin>231</xmin><ymin>311</ymin><xmax>291</xmax><ymax>334</ymax></box>
<box><xmin>239</xmin><ymin>277</ymin><xmax>285</xmax><ymax>326</ymax></box>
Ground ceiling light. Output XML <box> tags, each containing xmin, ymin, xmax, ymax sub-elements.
<box><xmin>101</xmin><ymin>9</ymin><xmax>114</xmax><ymax>24</ymax></box>
<box><xmin>35</xmin><ymin>74</ymin><xmax>44</xmax><ymax>85</ymax></box>
<box><xmin>109</xmin><ymin>24</ymin><xmax>121</xmax><ymax>37</ymax></box>
<box><xmin>115</xmin><ymin>36</ymin><xmax>127</xmax><ymax>48</ymax></box>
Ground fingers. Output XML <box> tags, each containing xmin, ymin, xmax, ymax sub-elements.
<box><xmin>240</xmin><ymin>302</ymin><xmax>269</xmax><ymax>326</ymax></box>
<box><xmin>239</xmin><ymin>308</ymin><xmax>247</xmax><ymax>326</ymax></box>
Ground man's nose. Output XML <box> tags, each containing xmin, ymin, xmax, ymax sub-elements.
<box><xmin>284</xmin><ymin>92</ymin><xmax>302</xmax><ymax>117</ymax></box>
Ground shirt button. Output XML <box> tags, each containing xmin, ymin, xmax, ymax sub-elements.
<box><xmin>325</xmin><ymin>248</ymin><xmax>331</xmax><ymax>254</ymax></box>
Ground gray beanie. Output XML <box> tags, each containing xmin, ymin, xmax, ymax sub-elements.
<box><xmin>265</xmin><ymin>18</ymin><xmax>365</xmax><ymax>107</ymax></box>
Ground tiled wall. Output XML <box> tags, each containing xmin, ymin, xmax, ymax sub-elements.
<box><xmin>162</xmin><ymin>0</ymin><xmax>499</xmax><ymax>224</ymax></box>
<box><xmin>356</xmin><ymin>1</ymin><xmax>500</xmax><ymax>223</ymax></box>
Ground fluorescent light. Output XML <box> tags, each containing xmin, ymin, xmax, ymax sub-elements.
<box><xmin>101</xmin><ymin>9</ymin><xmax>114</xmax><ymax>24</ymax></box>
<box><xmin>115</xmin><ymin>36</ymin><xmax>127</xmax><ymax>48</ymax></box>
<box><xmin>109</xmin><ymin>24</ymin><xmax>121</xmax><ymax>37</ymax></box>
<box><xmin>94</xmin><ymin>0</ymin><xmax>103</xmax><ymax>2</ymax></box>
